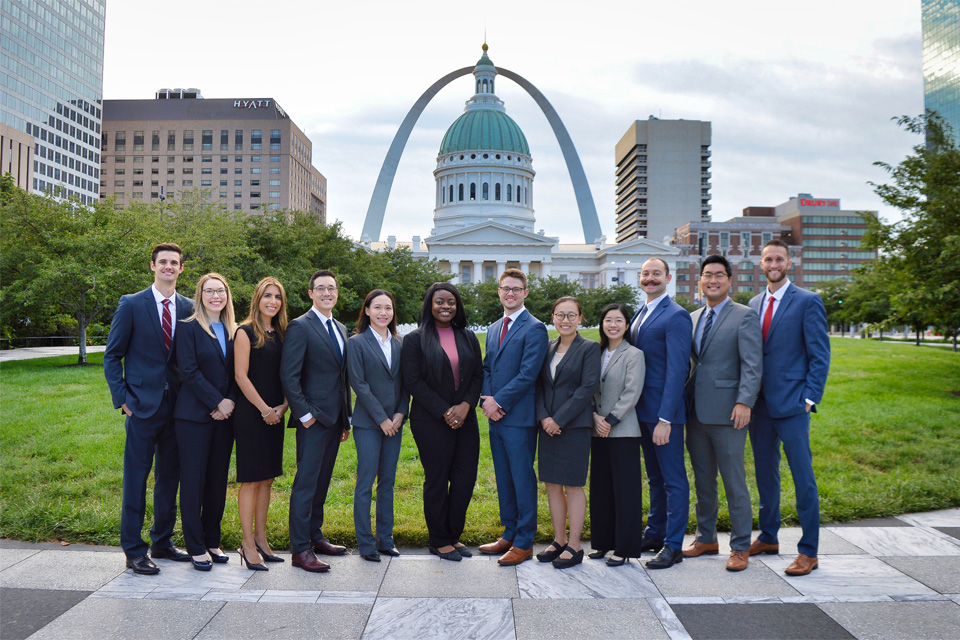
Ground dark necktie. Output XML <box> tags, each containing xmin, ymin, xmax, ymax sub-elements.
<box><xmin>326</xmin><ymin>318</ymin><xmax>343</xmax><ymax>365</ymax></box>
<box><xmin>499</xmin><ymin>316</ymin><xmax>511</xmax><ymax>346</ymax></box>
<box><xmin>161</xmin><ymin>299</ymin><xmax>173</xmax><ymax>356</ymax></box>
<box><xmin>699</xmin><ymin>308</ymin><xmax>715</xmax><ymax>355</ymax></box>
<box><xmin>762</xmin><ymin>296</ymin><xmax>775</xmax><ymax>342</ymax></box>
<box><xmin>631</xmin><ymin>304</ymin><xmax>648</xmax><ymax>343</ymax></box>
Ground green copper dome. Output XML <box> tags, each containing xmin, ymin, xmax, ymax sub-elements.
<box><xmin>439</xmin><ymin>109</ymin><xmax>530</xmax><ymax>156</ymax></box>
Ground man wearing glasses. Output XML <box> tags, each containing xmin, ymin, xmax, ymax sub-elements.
<box><xmin>480</xmin><ymin>269</ymin><xmax>548</xmax><ymax>566</ymax></box>
<box><xmin>280</xmin><ymin>270</ymin><xmax>351</xmax><ymax>573</ymax></box>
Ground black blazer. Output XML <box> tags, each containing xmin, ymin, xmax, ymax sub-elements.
<box><xmin>535</xmin><ymin>334</ymin><xmax>601</xmax><ymax>430</ymax></box>
<box><xmin>173</xmin><ymin>319</ymin><xmax>237</xmax><ymax>422</ymax></box>
<box><xmin>401</xmin><ymin>326</ymin><xmax>483</xmax><ymax>423</ymax></box>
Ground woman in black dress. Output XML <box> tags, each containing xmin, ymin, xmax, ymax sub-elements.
<box><xmin>233</xmin><ymin>277</ymin><xmax>288</xmax><ymax>570</ymax></box>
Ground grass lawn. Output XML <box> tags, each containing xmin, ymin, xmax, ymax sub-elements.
<box><xmin>1</xmin><ymin>335</ymin><xmax>958</xmax><ymax>549</ymax></box>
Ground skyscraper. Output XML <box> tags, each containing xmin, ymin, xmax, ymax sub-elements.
<box><xmin>922</xmin><ymin>0</ymin><xmax>960</xmax><ymax>141</ymax></box>
<box><xmin>614</xmin><ymin>117</ymin><xmax>712</xmax><ymax>244</ymax></box>
<box><xmin>1</xmin><ymin>0</ymin><xmax>107</xmax><ymax>203</ymax></box>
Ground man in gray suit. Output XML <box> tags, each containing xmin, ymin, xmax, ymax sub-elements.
<box><xmin>682</xmin><ymin>255</ymin><xmax>762</xmax><ymax>571</ymax></box>
<box><xmin>280</xmin><ymin>270</ymin><xmax>351</xmax><ymax>573</ymax></box>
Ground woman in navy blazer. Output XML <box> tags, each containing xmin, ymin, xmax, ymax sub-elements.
<box><xmin>347</xmin><ymin>289</ymin><xmax>409</xmax><ymax>563</ymax></box>
<box><xmin>174</xmin><ymin>273</ymin><xmax>238</xmax><ymax>571</ymax></box>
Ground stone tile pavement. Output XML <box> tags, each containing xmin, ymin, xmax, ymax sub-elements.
<box><xmin>2</xmin><ymin>509</ymin><xmax>959</xmax><ymax>639</ymax></box>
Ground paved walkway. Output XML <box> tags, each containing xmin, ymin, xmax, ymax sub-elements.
<box><xmin>0</xmin><ymin>346</ymin><xmax>105</xmax><ymax>362</ymax></box>
<box><xmin>2</xmin><ymin>509</ymin><xmax>959</xmax><ymax>639</ymax></box>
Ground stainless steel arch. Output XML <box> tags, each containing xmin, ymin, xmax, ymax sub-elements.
<box><xmin>360</xmin><ymin>66</ymin><xmax>603</xmax><ymax>244</ymax></box>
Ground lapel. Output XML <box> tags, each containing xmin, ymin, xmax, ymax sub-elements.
<box><xmin>552</xmin><ymin>334</ymin><xmax>583</xmax><ymax>381</ymax></box>
<box><xmin>493</xmin><ymin>310</ymin><xmax>528</xmax><ymax>364</ymax></box>
<box><xmin>390</xmin><ymin>336</ymin><xmax>401</xmax><ymax>377</ymax></box>
<box><xmin>140</xmin><ymin>288</ymin><xmax>166</xmax><ymax>349</ymax></box>
<box><xmin>601</xmin><ymin>341</ymin><xmax>627</xmax><ymax>382</ymax></box>
<box><xmin>207</xmin><ymin>325</ymin><xmax>226</xmax><ymax>364</ymax></box>
<box><xmin>766</xmin><ymin>285</ymin><xmax>796</xmax><ymax>343</ymax></box>
<box><xmin>636</xmin><ymin>296</ymin><xmax>669</xmax><ymax>342</ymax></box>
<box><xmin>306</xmin><ymin>310</ymin><xmax>341</xmax><ymax>363</ymax></box>
<box><xmin>362</xmin><ymin>328</ymin><xmax>392</xmax><ymax>375</ymax></box>
<box><xmin>699</xmin><ymin>301</ymin><xmax>732</xmax><ymax>356</ymax></box>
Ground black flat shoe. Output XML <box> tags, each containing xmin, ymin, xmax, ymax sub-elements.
<box><xmin>536</xmin><ymin>540</ymin><xmax>565</xmax><ymax>563</ymax></box>
<box><xmin>429</xmin><ymin>545</ymin><xmax>462</xmax><ymax>561</ymax></box>
<box><xmin>361</xmin><ymin>552</ymin><xmax>381</xmax><ymax>562</ymax></box>
<box><xmin>646</xmin><ymin>546</ymin><xmax>683</xmax><ymax>570</ymax></box>
<box><xmin>150</xmin><ymin>546</ymin><xmax>190</xmax><ymax>562</ymax></box>
<box><xmin>588</xmin><ymin>549</ymin><xmax>609</xmax><ymax>560</ymax></box>
<box><xmin>454</xmin><ymin>544</ymin><xmax>473</xmax><ymax>558</ymax></box>
<box><xmin>552</xmin><ymin>545</ymin><xmax>584</xmax><ymax>569</ymax></box>
<box><xmin>238</xmin><ymin>547</ymin><xmax>268</xmax><ymax>571</ymax></box>
<box><xmin>207</xmin><ymin>549</ymin><xmax>229</xmax><ymax>564</ymax></box>
<box><xmin>126</xmin><ymin>555</ymin><xmax>160</xmax><ymax>575</ymax></box>
<box><xmin>192</xmin><ymin>558</ymin><xmax>212</xmax><ymax>572</ymax></box>
<box><xmin>256</xmin><ymin>542</ymin><xmax>284</xmax><ymax>563</ymax></box>
<box><xmin>606</xmin><ymin>555</ymin><xmax>628</xmax><ymax>567</ymax></box>
<box><xmin>377</xmin><ymin>547</ymin><xmax>401</xmax><ymax>557</ymax></box>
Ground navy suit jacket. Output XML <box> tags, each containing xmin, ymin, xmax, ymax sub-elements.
<box><xmin>749</xmin><ymin>283</ymin><xmax>830</xmax><ymax>419</ymax></box>
<box><xmin>483</xmin><ymin>309</ymin><xmax>549</xmax><ymax>428</ymax></box>
<box><xmin>628</xmin><ymin>296</ymin><xmax>693</xmax><ymax>425</ymax></box>
<box><xmin>104</xmin><ymin>287</ymin><xmax>194</xmax><ymax>419</ymax></box>
<box><xmin>173</xmin><ymin>319</ymin><xmax>238</xmax><ymax>422</ymax></box>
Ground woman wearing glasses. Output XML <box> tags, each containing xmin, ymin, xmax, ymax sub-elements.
<box><xmin>534</xmin><ymin>297</ymin><xmax>601</xmax><ymax>569</ymax></box>
<box><xmin>174</xmin><ymin>273</ymin><xmax>238</xmax><ymax>571</ymax></box>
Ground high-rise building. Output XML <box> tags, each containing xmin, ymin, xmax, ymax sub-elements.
<box><xmin>614</xmin><ymin>117</ymin><xmax>712</xmax><ymax>244</ymax></box>
<box><xmin>101</xmin><ymin>91</ymin><xmax>327</xmax><ymax>222</ymax></box>
<box><xmin>1</xmin><ymin>0</ymin><xmax>106</xmax><ymax>203</ymax></box>
<box><xmin>923</xmin><ymin>0</ymin><xmax>960</xmax><ymax>141</ymax></box>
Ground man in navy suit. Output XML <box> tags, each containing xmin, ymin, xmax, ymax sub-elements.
<box><xmin>748</xmin><ymin>239</ymin><xmax>830</xmax><ymax>576</ymax></box>
<box><xmin>628</xmin><ymin>257</ymin><xmax>693</xmax><ymax>569</ymax></box>
<box><xmin>104</xmin><ymin>243</ymin><xmax>194</xmax><ymax>574</ymax></box>
<box><xmin>479</xmin><ymin>269</ymin><xmax>548</xmax><ymax>566</ymax></box>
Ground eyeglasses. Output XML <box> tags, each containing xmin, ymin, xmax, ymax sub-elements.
<box><xmin>499</xmin><ymin>286</ymin><xmax>524</xmax><ymax>295</ymax></box>
<box><xmin>700</xmin><ymin>272</ymin><xmax>728</xmax><ymax>281</ymax></box>
<box><xmin>312</xmin><ymin>285</ymin><xmax>338</xmax><ymax>293</ymax></box>
<box><xmin>553</xmin><ymin>312</ymin><xmax>580</xmax><ymax>321</ymax></box>
<box><xmin>202</xmin><ymin>288</ymin><xmax>227</xmax><ymax>297</ymax></box>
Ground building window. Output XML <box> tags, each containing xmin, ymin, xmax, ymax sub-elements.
<box><xmin>251</xmin><ymin>168</ymin><xmax>261</xmax><ymax>174</ymax></box>
<box><xmin>114</xmin><ymin>131</ymin><xmax>126</xmax><ymax>151</ymax></box>
<box><xmin>201</xmin><ymin>168</ymin><xmax>212</xmax><ymax>174</ymax></box>
<box><xmin>250</xmin><ymin>192</ymin><xmax>261</xmax><ymax>198</ymax></box>
<box><xmin>270</xmin><ymin>129</ymin><xmax>281</xmax><ymax>150</ymax></box>
<box><xmin>269</xmin><ymin>179</ymin><xmax>280</xmax><ymax>186</ymax></box>
<box><xmin>182</xmin><ymin>168</ymin><xmax>193</xmax><ymax>174</ymax></box>
<box><xmin>449</xmin><ymin>185</ymin><xmax>454</xmax><ymax>202</ymax></box>
<box><xmin>182</xmin><ymin>180</ymin><xmax>192</xmax><ymax>186</ymax></box>
<box><xmin>183</xmin><ymin>130</ymin><xmax>194</xmax><ymax>151</ymax></box>
<box><xmin>676</xmin><ymin>273</ymin><xmax>689</xmax><ymax>281</ymax></box>
<box><xmin>741</xmin><ymin>232</ymin><xmax>751</xmax><ymax>250</ymax></box>
<box><xmin>676</xmin><ymin>285</ymin><xmax>690</xmax><ymax>293</ymax></box>
<box><xmin>201</xmin><ymin>180</ymin><xmax>211</xmax><ymax>186</ymax></box>
<box><xmin>235</xmin><ymin>130</ymin><xmax>243</xmax><ymax>150</ymax></box>
<box><xmin>220</xmin><ymin>168</ymin><xmax>227</xmax><ymax>174</ymax></box>
<box><xmin>460</xmin><ymin>264</ymin><xmax>472</xmax><ymax>283</ymax></box>
<box><xmin>495</xmin><ymin>183</ymin><xmax>501</xmax><ymax>200</ymax></box>
<box><xmin>235</xmin><ymin>180</ymin><xmax>243</xmax><ymax>186</ymax></box>
<box><xmin>482</xmin><ymin>183</ymin><xmax>489</xmax><ymax>200</ymax></box>
<box><xmin>201</xmin><ymin>130</ymin><xmax>212</xmax><ymax>150</ymax></box>
<box><xmin>580</xmin><ymin>273</ymin><xmax>600</xmax><ymax>289</ymax></box>
<box><xmin>738</xmin><ymin>273</ymin><xmax>754</xmax><ymax>281</ymax></box>
<box><xmin>115</xmin><ymin>168</ymin><xmax>126</xmax><ymax>175</ymax></box>
<box><xmin>220</xmin><ymin>130</ymin><xmax>229</xmax><ymax>150</ymax></box>
<box><xmin>269</xmin><ymin>191</ymin><xmax>280</xmax><ymax>198</ymax></box>
<box><xmin>269</xmin><ymin>168</ymin><xmax>280</xmax><ymax>174</ymax></box>
<box><xmin>470</xmin><ymin>183</ymin><xmax>476</xmax><ymax>200</ymax></box>
<box><xmin>251</xmin><ymin>129</ymin><xmax>262</xmax><ymax>150</ymax></box>
<box><xmin>698</xmin><ymin>232</ymin><xmax>708</xmax><ymax>254</ymax></box>
<box><xmin>270</xmin><ymin>155</ymin><xmax>281</xmax><ymax>162</ymax></box>
<box><xmin>235</xmin><ymin>168</ymin><xmax>242</xmax><ymax>174</ymax></box>
<box><xmin>234</xmin><ymin>191</ymin><xmax>242</xmax><ymax>198</ymax></box>
<box><xmin>251</xmin><ymin>156</ymin><xmax>261</xmax><ymax>162</ymax></box>
<box><xmin>720</xmin><ymin>232</ymin><xmax>729</xmax><ymax>249</ymax></box>
<box><xmin>132</xmin><ymin>131</ymin><xmax>144</xmax><ymax>151</ymax></box>
<box><xmin>220</xmin><ymin>180</ymin><xmax>227</xmax><ymax>186</ymax></box>
<box><xmin>458</xmin><ymin>184</ymin><xmax>464</xmax><ymax>201</ymax></box>
<box><xmin>739</xmin><ymin>261</ymin><xmax>754</xmax><ymax>270</ymax></box>
<box><xmin>251</xmin><ymin>180</ymin><xmax>261</xmax><ymax>186</ymax></box>
<box><xmin>762</xmin><ymin>232</ymin><xmax>772</xmax><ymax>244</ymax></box>
<box><xmin>507</xmin><ymin>183</ymin><xmax>512</xmax><ymax>201</ymax></box>
<box><xmin>114</xmin><ymin>180</ymin><xmax>125</xmax><ymax>187</ymax></box>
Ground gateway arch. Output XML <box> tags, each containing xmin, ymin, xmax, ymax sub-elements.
<box><xmin>360</xmin><ymin>66</ymin><xmax>603</xmax><ymax>244</ymax></box>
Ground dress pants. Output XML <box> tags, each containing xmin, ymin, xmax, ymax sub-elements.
<box><xmin>121</xmin><ymin>395</ymin><xmax>181</xmax><ymax>557</ymax></box>
<box><xmin>410</xmin><ymin>416</ymin><xmax>479</xmax><ymax>548</ymax></box>
<box><xmin>589</xmin><ymin>437</ymin><xmax>644</xmax><ymax>557</ymax></box>
<box><xmin>353</xmin><ymin>426</ymin><xmax>404</xmax><ymax>555</ymax></box>
<box><xmin>639</xmin><ymin>420</ymin><xmax>689</xmax><ymax>550</ymax></box>
<box><xmin>686</xmin><ymin>418</ymin><xmax>752</xmax><ymax>550</ymax></box>
<box><xmin>175</xmin><ymin>418</ymin><xmax>234</xmax><ymax>556</ymax></box>
<box><xmin>489</xmin><ymin>422</ymin><xmax>539</xmax><ymax>549</ymax></box>
<box><xmin>749</xmin><ymin>400</ymin><xmax>820</xmax><ymax>557</ymax></box>
<box><xmin>289</xmin><ymin>423</ymin><xmax>342</xmax><ymax>554</ymax></box>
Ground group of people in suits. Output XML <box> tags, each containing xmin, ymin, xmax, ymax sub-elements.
<box><xmin>105</xmin><ymin>239</ymin><xmax>829</xmax><ymax>579</ymax></box>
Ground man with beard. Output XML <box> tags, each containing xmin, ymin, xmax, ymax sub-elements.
<box><xmin>628</xmin><ymin>257</ymin><xmax>692</xmax><ymax>570</ymax></box>
<box><xmin>748</xmin><ymin>240</ymin><xmax>830</xmax><ymax>576</ymax></box>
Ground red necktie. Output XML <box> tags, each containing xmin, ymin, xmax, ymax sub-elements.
<box><xmin>161</xmin><ymin>298</ymin><xmax>173</xmax><ymax>355</ymax></box>
<box><xmin>499</xmin><ymin>316</ymin><xmax>511</xmax><ymax>346</ymax></box>
<box><xmin>762</xmin><ymin>296</ymin><xmax>774</xmax><ymax>343</ymax></box>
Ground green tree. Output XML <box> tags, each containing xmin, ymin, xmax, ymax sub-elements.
<box><xmin>844</xmin><ymin>263</ymin><xmax>893</xmax><ymax>340</ymax></box>
<box><xmin>732</xmin><ymin>290</ymin><xmax>754</xmax><ymax>306</ymax></box>
<box><xmin>865</xmin><ymin>112</ymin><xmax>960</xmax><ymax>350</ymax></box>
<box><xmin>816</xmin><ymin>279</ymin><xmax>852</xmax><ymax>336</ymax></box>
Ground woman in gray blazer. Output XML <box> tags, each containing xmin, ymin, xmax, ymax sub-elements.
<box><xmin>347</xmin><ymin>289</ymin><xmax>409</xmax><ymax>563</ymax></box>
<box><xmin>590</xmin><ymin>303</ymin><xmax>646</xmax><ymax>566</ymax></box>
<box><xmin>535</xmin><ymin>297</ymin><xmax>601</xmax><ymax>569</ymax></box>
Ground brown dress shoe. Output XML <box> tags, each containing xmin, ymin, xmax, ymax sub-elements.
<box><xmin>312</xmin><ymin>539</ymin><xmax>347</xmax><ymax>556</ymax></box>
<box><xmin>682</xmin><ymin>541</ymin><xmax>719</xmax><ymax>557</ymax></box>
<box><xmin>748</xmin><ymin>539</ymin><xmax>779</xmax><ymax>556</ymax></box>
<box><xmin>784</xmin><ymin>553</ymin><xmax>818</xmax><ymax>576</ymax></box>
<box><xmin>726</xmin><ymin>550</ymin><xmax>749</xmax><ymax>572</ymax></box>
<box><xmin>497</xmin><ymin>547</ymin><xmax>533</xmax><ymax>566</ymax></box>
<box><xmin>291</xmin><ymin>550</ymin><xmax>330</xmax><ymax>573</ymax></box>
<box><xmin>479</xmin><ymin>537</ymin><xmax>513</xmax><ymax>555</ymax></box>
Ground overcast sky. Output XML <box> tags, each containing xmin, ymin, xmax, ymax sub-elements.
<box><xmin>102</xmin><ymin>0</ymin><xmax>923</xmax><ymax>243</ymax></box>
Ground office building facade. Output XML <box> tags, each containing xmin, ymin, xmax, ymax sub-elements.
<box><xmin>615</xmin><ymin>117</ymin><xmax>712</xmax><ymax>244</ymax></box>
<box><xmin>923</xmin><ymin>0</ymin><xmax>960</xmax><ymax>141</ymax></box>
<box><xmin>1</xmin><ymin>0</ymin><xmax>106</xmax><ymax>202</ymax></box>
<box><xmin>101</xmin><ymin>91</ymin><xmax>326</xmax><ymax>221</ymax></box>
<box><xmin>1</xmin><ymin>123</ymin><xmax>34</xmax><ymax>189</ymax></box>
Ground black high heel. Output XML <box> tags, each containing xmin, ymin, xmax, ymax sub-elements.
<box><xmin>588</xmin><ymin>549</ymin><xmax>609</xmax><ymax>560</ymax></box>
<box><xmin>606</xmin><ymin>555</ymin><xmax>628</xmax><ymax>567</ymax></box>
<box><xmin>238</xmin><ymin>547</ymin><xmax>268</xmax><ymax>571</ymax></box>
<box><xmin>256</xmin><ymin>542</ymin><xmax>284</xmax><ymax>563</ymax></box>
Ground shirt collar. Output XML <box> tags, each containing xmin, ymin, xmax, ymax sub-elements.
<box><xmin>504</xmin><ymin>306</ymin><xmax>526</xmax><ymax>323</ymax></box>
<box><xmin>705</xmin><ymin>297</ymin><xmax>730</xmax><ymax>315</ymax></box>
<box><xmin>151</xmin><ymin>284</ymin><xmax>175</xmax><ymax>305</ymax></box>
<box><xmin>766</xmin><ymin>279</ymin><xmax>792</xmax><ymax>302</ymax></box>
<box><xmin>368</xmin><ymin>326</ymin><xmax>391</xmax><ymax>345</ymax></box>
<box><xmin>645</xmin><ymin>293</ymin><xmax>667</xmax><ymax>310</ymax></box>
<box><xmin>311</xmin><ymin>306</ymin><xmax>333</xmax><ymax>323</ymax></box>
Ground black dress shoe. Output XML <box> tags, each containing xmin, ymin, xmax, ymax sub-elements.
<box><xmin>207</xmin><ymin>549</ymin><xmax>229</xmax><ymax>563</ymax></box>
<box><xmin>646</xmin><ymin>546</ymin><xmax>683</xmax><ymax>570</ymax></box>
<box><xmin>429</xmin><ymin>545</ymin><xmax>462</xmax><ymax>561</ymax></box>
<box><xmin>312</xmin><ymin>539</ymin><xmax>347</xmax><ymax>556</ymax></box>
<box><xmin>606</xmin><ymin>555</ymin><xmax>628</xmax><ymax>567</ymax></box>
<box><xmin>126</xmin><ymin>555</ymin><xmax>160</xmax><ymax>575</ymax></box>
<box><xmin>377</xmin><ymin>547</ymin><xmax>401</xmax><ymax>557</ymax></box>
<box><xmin>237</xmin><ymin>547</ymin><xmax>268</xmax><ymax>571</ymax></box>
<box><xmin>150</xmin><ymin>546</ymin><xmax>190</xmax><ymax>562</ymax></box>
<box><xmin>361</xmin><ymin>552</ymin><xmax>381</xmax><ymax>562</ymax></box>
<box><xmin>552</xmin><ymin>546</ymin><xmax>584</xmax><ymax>569</ymax></box>
<box><xmin>256</xmin><ymin>542</ymin><xmax>284</xmax><ymax>563</ymax></box>
<box><xmin>536</xmin><ymin>540</ymin><xmax>564</xmax><ymax>563</ymax></box>
<box><xmin>192</xmin><ymin>558</ymin><xmax>213</xmax><ymax>572</ymax></box>
<box><xmin>639</xmin><ymin>536</ymin><xmax>664</xmax><ymax>553</ymax></box>
<box><xmin>588</xmin><ymin>549</ymin><xmax>609</xmax><ymax>560</ymax></box>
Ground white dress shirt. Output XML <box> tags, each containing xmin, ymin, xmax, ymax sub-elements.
<box><xmin>369</xmin><ymin>326</ymin><xmax>392</xmax><ymax>368</ymax></box>
<box><xmin>151</xmin><ymin>284</ymin><xmax>177</xmax><ymax>338</ymax></box>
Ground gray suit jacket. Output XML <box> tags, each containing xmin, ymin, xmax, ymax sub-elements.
<box><xmin>593</xmin><ymin>341</ymin><xmax>645</xmax><ymax>438</ymax></box>
<box><xmin>347</xmin><ymin>329</ymin><xmax>409</xmax><ymax>429</ymax></box>
<box><xmin>535</xmin><ymin>334</ymin><xmax>601</xmax><ymax>430</ymax></box>
<box><xmin>686</xmin><ymin>300</ymin><xmax>762</xmax><ymax>426</ymax></box>
<box><xmin>280</xmin><ymin>310</ymin><xmax>351</xmax><ymax>430</ymax></box>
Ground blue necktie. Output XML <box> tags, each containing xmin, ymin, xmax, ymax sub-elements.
<box><xmin>326</xmin><ymin>318</ymin><xmax>343</xmax><ymax>365</ymax></box>
<box><xmin>631</xmin><ymin>304</ymin><xmax>648</xmax><ymax>343</ymax></box>
<box><xmin>699</xmin><ymin>308</ymin><xmax>715</xmax><ymax>355</ymax></box>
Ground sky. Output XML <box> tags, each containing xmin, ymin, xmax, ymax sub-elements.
<box><xmin>102</xmin><ymin>0</ymin><xmax>924</xmax><ymax>244</ymax></box>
